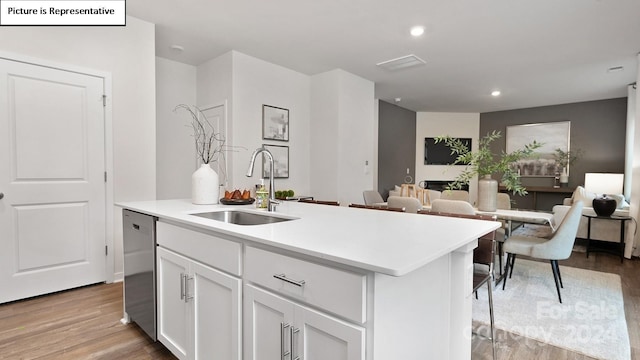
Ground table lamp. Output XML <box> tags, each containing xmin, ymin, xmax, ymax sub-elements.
<box><xmin>584</xmin><ymin>173</ymin><xmax>623</xmax><ymax>216</ymax></box>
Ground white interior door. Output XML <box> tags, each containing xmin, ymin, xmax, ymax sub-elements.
<box><xmin>0</xmin><ymin>58</ymin><xmax>106</xmax><ymax>304</ymax></box>
<box><xmin>200</xmin><ymin>103</ymin><xmax>228</xmax><ymax>188</ymax></box>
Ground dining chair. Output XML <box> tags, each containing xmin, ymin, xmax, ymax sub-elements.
<box><xmin>298</xmin><ymin>199</ymin><xmax>340</xmax><ymax>206</ymax></box>
<box><xmin>419</xmin><ymin>208</ymin><xmax>498</xmax><ymax>360</ymax></box>
<box><xmin>387</xmin><ymin>196</ymin><xmax>422</xmax><ymax>213</ymax></box>
<box><xmin>502</xmin><ymin>201</ymin><xmax>584</xmax><ymax>303</ymax></box>
<box><xmin>362</xmin><ymin>190</ymin><xmax>384</xmax><ymax>206</ymax></box>
<box><xmin>348</xmin><ymin>203</ymin><xmax>406</xmax><ymax>212</ymax></box>
<box><xmin>440</xmin><ymin>190</ymin><xmax>470</xmax><ymax>202</ymax></box>
<box><xmin>430</xmin><ymin>198</ymin><xmax>475</xmax><ymax>215</ymax></box>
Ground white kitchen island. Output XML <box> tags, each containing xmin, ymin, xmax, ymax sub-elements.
<box><xmin>118</xmin><ymin>199</ymin><xmax>500</xmax><ymax>360</ymax></box>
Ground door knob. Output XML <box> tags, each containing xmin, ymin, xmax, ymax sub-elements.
<box><xmin>0</xmin><ymin>192</ymin><xmax>4</xmax><ymax>200</ymax></box>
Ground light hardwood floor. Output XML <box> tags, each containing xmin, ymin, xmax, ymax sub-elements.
<box><xmin>0</xmin><ymin>250</ymin><xmax>637</xmax><ymax>359</ymax></box>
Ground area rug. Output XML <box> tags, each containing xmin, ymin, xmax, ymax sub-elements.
<box><xmin>473</xmin><ymin>259</ymin><xmax>630</xmax><ymax>360</ymax></box>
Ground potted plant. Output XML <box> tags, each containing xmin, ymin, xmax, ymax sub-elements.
<box><xmin>174</xmin><ymin>104</ymin><xmax>226</xmax><ymax>205</ymax></box>
<box><xmin>552</xmin><ymin>148</ymin><xmax>582</xmax><ymax>186</ymax></box>
<box><xmin>435</xmin><ymin>130</ymin><xmax>542</xmax><ymax>211</ymax></box>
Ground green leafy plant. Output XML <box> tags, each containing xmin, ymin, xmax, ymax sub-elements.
<box><xmin>552</xmin><ymin>148</ymin><xmax>582</xmax><ymax>169</ymax></box>
<box><xmin>435</xmin><ymin>130</ymin><xmax>542</xmax><ymax>195</ymax></box>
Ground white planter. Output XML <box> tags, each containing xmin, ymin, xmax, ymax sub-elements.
<box><xmin>477</xmin><ymin>175</ymin><xmax>498</xmax><ymax>212</ymax></box>
<box><xmin>560</xmin><ymin>167</ymin><xmax>569</xmax><ymax>187</ymax></box>
<box><xmin>192</xmin><ymin>163</ymin><xmax>219</xmax><ymax>204</ymax></box>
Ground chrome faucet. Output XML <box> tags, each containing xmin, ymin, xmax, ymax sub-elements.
<box><xmin>246</xmin><ymin>146</ymin><xmax>280</xmax><ymax>212</ymax></box>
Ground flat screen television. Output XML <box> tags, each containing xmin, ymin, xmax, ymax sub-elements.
<box><xmin>424</xmin><ymin>137</ymin><xmax>472</xmax><ymax>165</ymax></box>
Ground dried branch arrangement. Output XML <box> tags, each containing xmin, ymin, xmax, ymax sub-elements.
<box><xmin>174</xmin><ymin>104</ymin><xmax>225</xmax><ymax>165</ymax></box>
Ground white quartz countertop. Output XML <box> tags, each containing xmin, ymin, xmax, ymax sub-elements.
<box><xmin>117</xmin><ymin>199</ymin><xmax>500</xmax><ymax>277</ymax></box>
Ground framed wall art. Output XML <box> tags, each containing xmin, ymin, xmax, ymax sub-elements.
<box><xmin>262</xmin><ymin>144</ymin><xmax>289</xmax><ymax>179</ymax></box>
<box><xmin>262</xmin><ymin>104</ymin><xmax>289</xmax><ymax>141</ymax></box>
<box><xmin>506</xmin><ymin>121</ymin><xmax>570</xmax><ymax>177</ymax></box>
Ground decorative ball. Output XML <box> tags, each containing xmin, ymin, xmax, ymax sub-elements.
<box><xmin>592</xmin><ymin>196</ymin><xmax>617</xmax><ymax>217</ymax></box>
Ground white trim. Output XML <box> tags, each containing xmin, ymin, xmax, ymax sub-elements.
<box><xmin>104</xmin><ymin>75</ymin><xmax>114</xmax><ymax>283</ymax></box>
<box><xmin>0</xmin><ymin>50</ymin><xmax>115</xmax><ymax>283</ymax></box>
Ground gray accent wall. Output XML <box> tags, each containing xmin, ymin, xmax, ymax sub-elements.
<box><xmin>378</xmin><ymin>101</ymin><xmax>416</xmax><ymax>199</ymax></box>
<box><xmin>480</xmin><ymin>98</ymin><xmax>627</xmax><ymax>210</ymax></box>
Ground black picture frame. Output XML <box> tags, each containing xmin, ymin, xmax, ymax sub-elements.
<box><xmin>262</xmin><ymin>104</ymin><xmax>289</xmax><ymax>141</ymax></box>
<box><xmin>262</xmin><ymin>144</ymin><xmax>289</xmax><ymax>179</ymax></box>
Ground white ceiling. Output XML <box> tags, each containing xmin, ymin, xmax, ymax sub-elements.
<box><xmin>127</xmin><ymin>0</ymin><xmax>640</xmax><ymax>113</ymax></box>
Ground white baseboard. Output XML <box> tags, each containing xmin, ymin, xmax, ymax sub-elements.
<box><xmin>113</xmin><ymin>271</ymin><xmax>124</xmax><ymax>283</ymax></box>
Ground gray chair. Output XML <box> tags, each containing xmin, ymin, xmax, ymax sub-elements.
<box><xmin>502</xmin><ymin>201</ymin><xmax>584</xmax><ymax>303</ymax></box>
<box><xmin>387</xmin><ymin>196</ymin><xmax>422</xmax><ymax>213</ymax></box>
<box><xmin>440</xmin><ymin>190</ymin><xmax>470</xmax><ymax>202</ymax></box>
<box><xmin>362</xmin><ymin>190</ymin><xmax>384</xmax><ymax>206</ymax></box>
<box><xmin>430</xmin><ymin>199</ymin><xmax>475</xmax><ymax>215</ymax></box>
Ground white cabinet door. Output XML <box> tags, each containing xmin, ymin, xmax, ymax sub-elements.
<box><xmin>244</xmin><ymin>285</ymin><xmax>295</xmax><ymax>360</ymax></box>
<box><xmin>191</xmin><ymin>260</ymin><xmax>241</xmax><ymax>360</ymax></box>
<box><xmin>157</xmin><ymin>247</ymin><xmax>190</xmax><ymax>360</ymax></box>
<box><xmin>296</xmin><ymin>306</ymin><xmax>365</xmax><ymax>360</ymax></box>
<box><xmin>245</xmin><ymin>284</ymin><xmax>365</xmax><ymax>360</ymax></box>
<box><xmin>157</xmin><ymin>246</ymin><xmax>242</xmax><ymax>360</ymax></box>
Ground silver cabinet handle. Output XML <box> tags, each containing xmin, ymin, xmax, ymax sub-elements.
<box><xmin>291</xmin><ymin>327</ymin><xmax>300</xmax><ymax>360</ymax></box>
<box><xmin>0</xmin><ymin>192</ymin><xmax>4</xmax><ymax>200</ymax></box>
<box><xmin>280</xmin><ymin>322</ymin><xmax>291</xmax><ymax>360</ymax></box>
<box><xmin>180</xmin><ymin>273</ymin><xmax>185</xmax><ymax>300</ymax></box>
<box><xmin>273</xmin><ymin>273</ymin><xmax>306</xmax><ymax>287</ymax></box>
<box><xmin>184</xmin><ymin>275</ymin><xmax>193</xmax><ymax>302</ymax></box>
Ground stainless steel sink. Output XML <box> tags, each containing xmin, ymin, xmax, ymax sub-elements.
<box><xmin>191</xmin><ymin>210</ymin><xmax>296</xmax><ymax>225</ymax></box>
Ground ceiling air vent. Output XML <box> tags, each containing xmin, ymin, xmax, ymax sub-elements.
<box><xmin>376</xmin><ymin>54</ymin><xmax>426</xmax><ymax>71</ymax></box>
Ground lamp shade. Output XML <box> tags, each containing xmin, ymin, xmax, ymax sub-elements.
<box><xmin>584</xmin><ymin>173</ymin><xmax>623</xmax><ymax>195</ymax></box>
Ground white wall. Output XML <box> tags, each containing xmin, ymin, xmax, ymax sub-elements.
<box><xmin>337</xmin><ymin>71</ymin><xmax>376</xmax><ymax>204</ymax></box>
<box><xmin>197</xmin><ymin>53</ymin><xmax>234</xmax><ymax>187</ymax></box>
<box><xmin>231</xmin><ymin>51</ymin><xmax>311</xmax><ymax>194</ymax></box>
<box><xmin>310</xmin><ymin>70</ymin><xmax>376</xmax><ymax>205</ymax></box>
<box><xmin>416</xmin><ymin>112</ymin><xmax>480</xmax><ymax>204</ymax></box>
<box><xmin>310</xmin><ymin>71</ymin><xmax>340</xmax><ymax>200</ymax></box>
<box><xmin>156</xmin><ymin>57</ymin><xmax>197</xmax><ymax>200</ymax></box>
<box><xmin>0</xmin><ymin>16</ymin><xmax>157</xmax><ymax>281</ymax></box>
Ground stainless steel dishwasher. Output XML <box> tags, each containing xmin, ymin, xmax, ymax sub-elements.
<box><xmin>123</xmin><ymin>209</ymin><xmax>157</xmax><ymax>341</ymax></box>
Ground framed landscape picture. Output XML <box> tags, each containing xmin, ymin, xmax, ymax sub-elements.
<box><xmin>506</xmin><ymin>121</ymin><xmax>570</xmax><ymax>177</ymax></box>
<box><xmin>262</xmin><ymin>105</ymin><xmax>289</xmax><ymax>141</ymax></box>
<box><xmin>262</xmin><ymin>144</ymin><xmax>289</xmax><ymax>179</ymax></box>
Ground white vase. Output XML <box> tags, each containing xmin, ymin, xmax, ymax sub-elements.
<box><xmin>192</xmin><ymin>163</ymin><xmax>219</xmax><ymax>204</ymax></box>
<box><xmin>560</xmin><ymin>167</ymin><xmax>569</xmax><ymax>187</ymax></box>
<box><xmin>477</xmin><ymin>175</ymin><xmax>498</xmax><ymax>212</ymax></box>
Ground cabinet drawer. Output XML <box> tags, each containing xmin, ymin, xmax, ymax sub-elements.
<box><xmin>157</xmin><ymin>221</ymin><xmax>242</xmax><ymax>276</ymax></box>
<box><xmin>245</xmin><ymin>246</ymin><xmax>367</xmax><ymax>323</ymax></box>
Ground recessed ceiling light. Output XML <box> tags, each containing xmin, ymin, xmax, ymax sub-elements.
<box><xmin>491</xmin><ymin>90</ymin><xmax>501</xmax><ymax>97</ymax></box>
<box><xmin>410</xmin><ymin>26</ymin><xmax>425</xmax><ymax>37</ymax></box>
<box><xmin>170</xmin><ymin>45</ymin><xmax>184</xmax><ymax>52</ymax></box>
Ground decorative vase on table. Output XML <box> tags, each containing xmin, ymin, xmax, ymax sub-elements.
<box><xmin>192</xmin><ymin>163</ymin><xmax>219</xmax><ymax>204</ymax></box>
<box><xmin>477</xmin><ymin>175</ymin><xmax>498</xmax><ymax>212</ymax></box>
<box><xmin>592</xmin><ymin>195</ymin><xmax>617</xmax><ymax>217</ymax></box>
<box><xmin>559</xmin><ymin>167</ymin><xmax>569</xmax><ymax>187</ymax></box>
